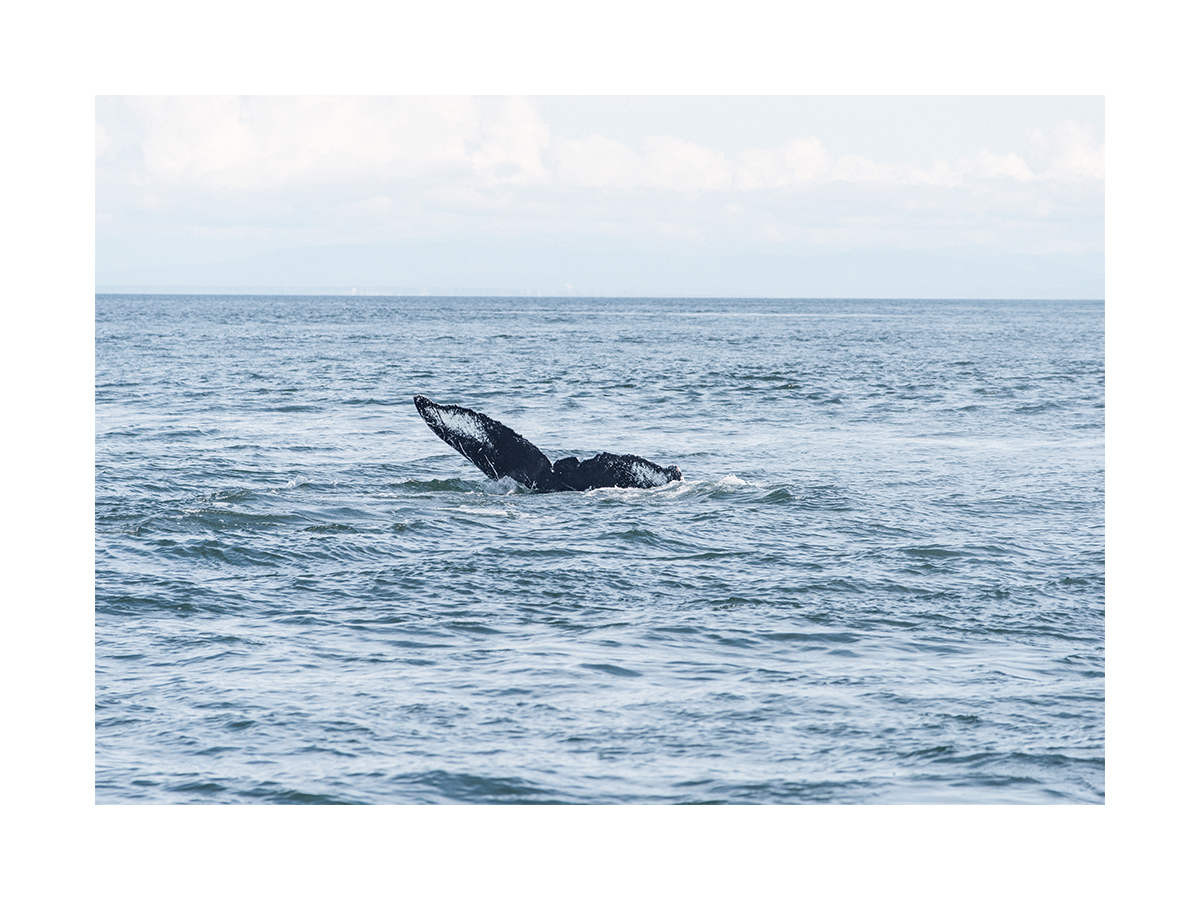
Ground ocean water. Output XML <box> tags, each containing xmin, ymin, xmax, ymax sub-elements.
<box><xmin>95</xmin><ymin>294</ymin><xmax>1104</xmax><ymax>804</ymax></box>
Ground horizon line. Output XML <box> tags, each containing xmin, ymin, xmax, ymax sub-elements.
<box><xmin>95</xmin><ymin>288</ymin><xmax>1105</xmax><ymax>302</ymax></box>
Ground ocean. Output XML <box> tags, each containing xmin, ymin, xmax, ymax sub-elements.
<box><xmin>95</xmin><ymin>294</ymin><xmax>1104</xmax><ymax>804</ymax></box>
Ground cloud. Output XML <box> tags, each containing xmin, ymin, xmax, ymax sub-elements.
<box><xmin>734</xmin><ymin>137</ymin><xmax>831</xmax><ymax>189</ymax></box>
<box><xmin>551</xmin><ymin>134</ymin><xmax>734</xmax><ymax>191</ymax></box>
<box><xmin>550</xmin><ymin>133</ymin><xmax>642</xmax><ymax>188</ymax></box>
<box><xmin>96</xmin><ymin>97</ymin><xmax>1104</xmax><ymax>284</ymax></box>
<box><xmin>1042</xmin><ymin>119</ymin><xmax>1105</xmax><ymax>181</ymax></box>
<box><xmin>642</xmin><ymin>135</ymin><xmax>734</xmax><ymax>192</ymax></box>
<box><xmin>136</xmin><ymin>96</ymin><xmax>262</xmax><ymax>187</ymax></box>
<box><xmin>470</xmin><ymin>96</ymin><xmax>553</xmax><ymax>185</ymax></box>
<box><xmin>101</xmin><ymin>97</ymin><xmax>1101</xmax><ymax>200</ymax></box>
<box><xmin>969</xmin><ymin>150</ymin><xmax>1036</xmax><ymax>181</ymax></box>
<box><xmin>829</xmin><ymin>153</ymin><xmax>897</xmax><ymax>184</ymax></box>
<box><xmin>118</xmin><ymin>96</ymin><xmax>545</xmax><ymax>191</ymax></box>
<box><xmin>824</xmin><ymin>155</ymin><xmax>971</xmax><ymax>188</ymax></box>
<box><xmin>553</xmin><ymin>134</ymin><xmax>835</xmax><ymax>193</ymax></box>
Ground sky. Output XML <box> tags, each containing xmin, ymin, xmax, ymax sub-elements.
<box><xmin>96</xmin><ymin>95</ymin><xmax>1104</xmax><ymax>298</ymax></box>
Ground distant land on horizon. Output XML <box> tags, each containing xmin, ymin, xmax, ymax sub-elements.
<box><xmin>97</xmin><ymin>241</ymin><xmax>1103</xmax><ymax>301</ymax></box>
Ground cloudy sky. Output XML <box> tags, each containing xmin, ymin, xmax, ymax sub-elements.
<box><xmin>96</xmin><ymin>95</ymin><xmax>1103</xmax><ymax>298</ymax></box>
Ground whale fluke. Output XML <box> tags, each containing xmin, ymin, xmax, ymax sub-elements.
<box><xmin>413</xmin><ymin>395</ymin><xmax>681</xmax><ymax>493</ymax></box>
<box><xmin>414</xmin><ymin>394</ymin><xmax>556</xmax><ymax>491</ymax></box>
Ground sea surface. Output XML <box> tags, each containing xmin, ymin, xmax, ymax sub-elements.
<box><xmin>95</xmin><ymin>294</ymin><xmax>1104</xmax><ymax>804</ymax></box>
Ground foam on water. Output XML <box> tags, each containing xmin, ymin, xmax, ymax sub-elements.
<box><xmin>482</xmin><ymin>476</ymin><xmax>525</xmax><ymax>495</ymax></box>
<box><xmin>714</xmin><ymin>474</ymin><xmax>748</xmax><ymax>487</ymax></box>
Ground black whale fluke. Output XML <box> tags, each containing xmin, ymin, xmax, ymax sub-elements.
<box><xmin>413</xmin><ymin>395</ymin><xmax>682</xmax><ymax>493</ymax></box>
<box><xmin>413</xmin><ymin>394</ymin><xmax>556</xmax><ymax>490</ymax></box>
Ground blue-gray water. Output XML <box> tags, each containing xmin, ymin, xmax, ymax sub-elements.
<box><xmin>95</xmin><ymin>294</ymin><xmax>1104</xmax><ymax>804</ymax></box>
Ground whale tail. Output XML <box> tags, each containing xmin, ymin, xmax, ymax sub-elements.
<box><xmin>414</xmin><ymin>395</ymin><xmax>682</xmax><ymax>492</ymax></box>
<box><xmin>413</xmin><ymin>395</ymin><xmax>556</xmax><ymax>491</ymax></box>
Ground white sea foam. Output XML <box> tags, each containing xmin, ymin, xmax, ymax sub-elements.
<box><xmin>448</xmin><ymin>505</ymin><xmax>515</xmax><ymax>517</ymax></box>
<box><xmin>483</xmin><ymin>476</ymin><xmax>525</xmax><ymax>495</ymax></box>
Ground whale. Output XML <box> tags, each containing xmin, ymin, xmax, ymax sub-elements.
<box><xmin>413</xmin><ymin>395</ymin><xmax>682</xmax><ymax>492</ymax></box>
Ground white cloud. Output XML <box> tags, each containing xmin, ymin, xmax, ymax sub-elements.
<box><xmin>734</xmin><ymin>137</ymin><xmax>831</xmax><ymax>189</ymax></box>
<box><xmin>96</xmin><ymin>97</ymin><xmax>1104</xmax><ymax>282</ymax></box>
<box><xmin>830</xmin><ymin>154</ymin><xmax>897</xmax><ymax>184</ymax></box>
<box><xmin>969</xmin><ymin>150</ymin><xmax>1036</xmax><ymax>181</ymax></box>
<box><xmin>102</xmin><ymin>97</ymin><xmax>1101</xmax><ymax>201</ymax></box>
<box><xmin>551</xmin><ymin>133</ymin><xmax>836</xmax><ymax>193</ymax></box>
<box><xmin>551</xmin><ymin>133</ymin><xmax>643</xmax><ymax>188</ymax></box>
<box><xmin>119</xmin><ymin>96</ymin><xmax>545</xmax><ymax>191</ymax></box>
<box><xmin>136</xmin><ymin>96</ymin><xmax>260</xmax><ymax>186</ymax></box>
<box><xmin>1042</xmin><ymin>119</ymin><xmax>1104</xmax><ymax>181</ymax></box>
<box><xmin>469</xmin><ymin>96</ymin><xmax>553</xmax><ymax>185</ymax></box>
<box><xmin>552</xmin><ymin>134</ymin><xmax>736</xmax><ymax>192</ymax></box>
<box><xmin>905</xmin><ymin>159</ymin><xmax>962</xmax><ymax>187</ymax></box>
<box><xmin>641</xmin><ymin>135</ymin><xmax>734</xmax><ymax>192</ymax></box>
